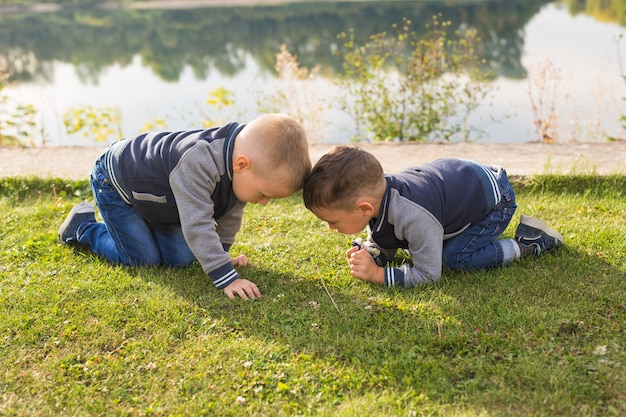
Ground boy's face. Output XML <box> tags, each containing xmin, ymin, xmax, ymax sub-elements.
<box><xmin>310</xmin><ymin>206</ymin><xmax>371</xmax><ymax>235</ymax></box>
<box><xmin>232</xmin><ymin>168</ymin><xmax>294</xmax><ymax>205</ymax></box>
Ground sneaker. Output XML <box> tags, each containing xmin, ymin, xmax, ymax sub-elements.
<box><xmin>58</xmin><ymin>201</ymin><xmax>96</xmax><ymax>244</ymax></box>
<box><xmin>515</xmin><ymin>214</ymin><xmax>564</xmax><ymax>257</ymax></box>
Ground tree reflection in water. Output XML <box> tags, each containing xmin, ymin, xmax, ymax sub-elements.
<box><xmin>1</xmin><ymin>0</ymin><xmax>625</xmax><ymax>145</ymax></box>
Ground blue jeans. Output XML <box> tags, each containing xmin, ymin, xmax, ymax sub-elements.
<box><xmin>76</xmin><ymin>154</ymin><xmax>196</xmax><ymax>267</ymax></box>
<box><xmin>441</xmin><ymin>168</ymin><xmax>517</xmax><ymax>271</ymax></box>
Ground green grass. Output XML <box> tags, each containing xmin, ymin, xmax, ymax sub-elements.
<box><xmin>1</xmin><ymin>175</ymin><xmax>625</xmax><ymax>416</ymax></box>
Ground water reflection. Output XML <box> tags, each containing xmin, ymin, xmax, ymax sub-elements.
<box><xmin>1</xmin><ymin>0</ymin><xmax>625</xmax><ymax>145</ymax></box>
<box><xmin>2</xmin><ymin>1</ymin><xmax>546</xmax><ymax>81</ymax></box>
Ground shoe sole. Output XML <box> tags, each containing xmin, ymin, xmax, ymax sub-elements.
<box><xmin>519</xmin><ymin>214</ymin><xmax>564</xmax><ymax>245</ymax></box>
<box><xmin>58</xmin><ymin>201</ymin><xmax>96</xmax><ymax>242</ymax></box>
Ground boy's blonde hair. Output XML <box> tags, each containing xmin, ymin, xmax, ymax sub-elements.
<box><xmin>239</xmin><ymin>113</ymin><xmax>311</xmax><ymax>190</ymax></box>
<box><xmin>303</xmin><ymin>145</ymin><xmax>385</xmax><ymax>211</ymax></box>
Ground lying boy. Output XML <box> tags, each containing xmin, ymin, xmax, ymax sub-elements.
<box><xmin>58</xmin><ymin>113</ymin><xmax>311</xmax><ymax>300</ymax></box>
<box><xmin>303</xmin><ymin>145</ymin><xmax>563</xmax><ymax>287</ymax></box>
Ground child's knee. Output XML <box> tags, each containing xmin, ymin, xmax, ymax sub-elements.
<box><xmin>443</xmin><ymin>252</ymin><xmax>473</xmax><ymax>271</ymax></box>
<box><xmin>162</xmin><ymin>253</ymin><xmax>196</xmax><ymax>267</ymax></box>
<box><xmin>127</xmin><ymin>251</ymin><xmax>161</xmax><ymax>266</ymax></box>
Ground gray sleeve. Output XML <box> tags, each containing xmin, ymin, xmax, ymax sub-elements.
<box><xmin>216</xmin><ymin>200</ymin><xmax>245</xmax><ymax>247</ymax></box>
<box><xmin>386</xmin><ymin>195</ymin><xmax>443</xmax><ymax>287</ymax></box>
<box><xmin>169</xmin><ymin>143</ymin><xmax>236</xmax><ymax>283</ymax></box>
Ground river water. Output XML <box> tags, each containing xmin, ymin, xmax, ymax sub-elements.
<box><xmin>2</xmin><ymin>0</ymin><xmax>626</xmax><ymax>146</ymax></box>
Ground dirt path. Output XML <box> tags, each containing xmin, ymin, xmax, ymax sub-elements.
<box><xmin>1</xmin><ymin>141</ymin><xmax>623</xmax><ymax>180</ymax></box>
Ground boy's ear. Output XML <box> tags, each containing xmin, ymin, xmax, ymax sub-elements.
<box><xmin>356</xmin><ymin>200</ymin><xmax>375</xmax><ymax>217</ymax></box>
<box><xmin>233</xmin><ymin>155</ymin><xmax>251</xmax><ymax>173</ymax></box>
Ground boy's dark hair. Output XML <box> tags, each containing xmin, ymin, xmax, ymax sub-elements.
<box><xmin>303</xmin><ymin>145</ymin><xmax>385</xmax><ymax>211</ymax></box>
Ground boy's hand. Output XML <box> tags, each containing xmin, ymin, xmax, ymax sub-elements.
<box><xmin>223</xmin><ymin>278</ymin><xmax>261</xmax><ymax>300</ymax></box>
<box><xmin>231</xmin><ymin>254</ymin><xmax>249</xmax><ymax>267</ymax></box>
<box><xmin>347</xmin><ymin>247</ymin><xmax>385</xmax><ymax>284</ymax></box>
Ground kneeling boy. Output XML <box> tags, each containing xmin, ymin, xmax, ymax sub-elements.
<box><xmin>303</xmin><ymin>145</ymin><xmax>563</xmax><ymax>287</ymax></box>
<box><xmin>58</xmin><ymin>113</ymin><xmax>311</xmax><ymax>300</ymax></box>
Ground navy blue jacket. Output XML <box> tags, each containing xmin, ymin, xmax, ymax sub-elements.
<box><xmin>106</xmin><ymin>123</ymin><xmax>246</xmax><ymax>289</ymax></box>
<box><xmin>367</xmin><ymin>158</ymin><xmax>503</xmax><ymax>287</ymax></box>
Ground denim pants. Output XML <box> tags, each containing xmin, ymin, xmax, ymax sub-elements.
<box><xmin>441</xmin><ymin>168</ymin><xmax>517</xmax><ymax>271</ymax></box>
<box><xmin>76</xmin><ymin>154</ymin><xmax>196</xmax><ymax>267</ymax></box>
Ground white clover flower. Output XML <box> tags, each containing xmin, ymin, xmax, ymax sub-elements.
<box><xmin>593</xmin><ymin>345</ymin><xmax>607</xmax><ymax>355</ymax></box>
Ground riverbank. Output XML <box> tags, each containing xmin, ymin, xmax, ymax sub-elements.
<box><xmin>1</xmin><ymin>141</ymin><xmax>624</xmax><ymax>180</ymax></box>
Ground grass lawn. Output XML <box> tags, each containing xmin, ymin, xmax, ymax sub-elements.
<box><xmin>1</xmin><ymin>175</ymin><xmax>625</xmax><ymax>416</ymax></box>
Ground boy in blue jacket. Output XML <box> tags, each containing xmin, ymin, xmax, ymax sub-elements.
<box><xmin>58</xmin><ymin>113</ymin><xmax>311</xmax><ymax>300</ymax></box>
<box><xmin>302</xmin><ymin>145</ymin><xmax>563</xmax><ymax>287</ymax></box>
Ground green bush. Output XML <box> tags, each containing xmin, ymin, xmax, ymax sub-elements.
<box><xmin>337</xmin><ymin>15</ymin><xmax>493</xmax><ymax>142</ymax></box>
<box><xmin>0</xmin><ymin>70</ymin><xmax>38</xmax><ymax>146</ymax></box>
